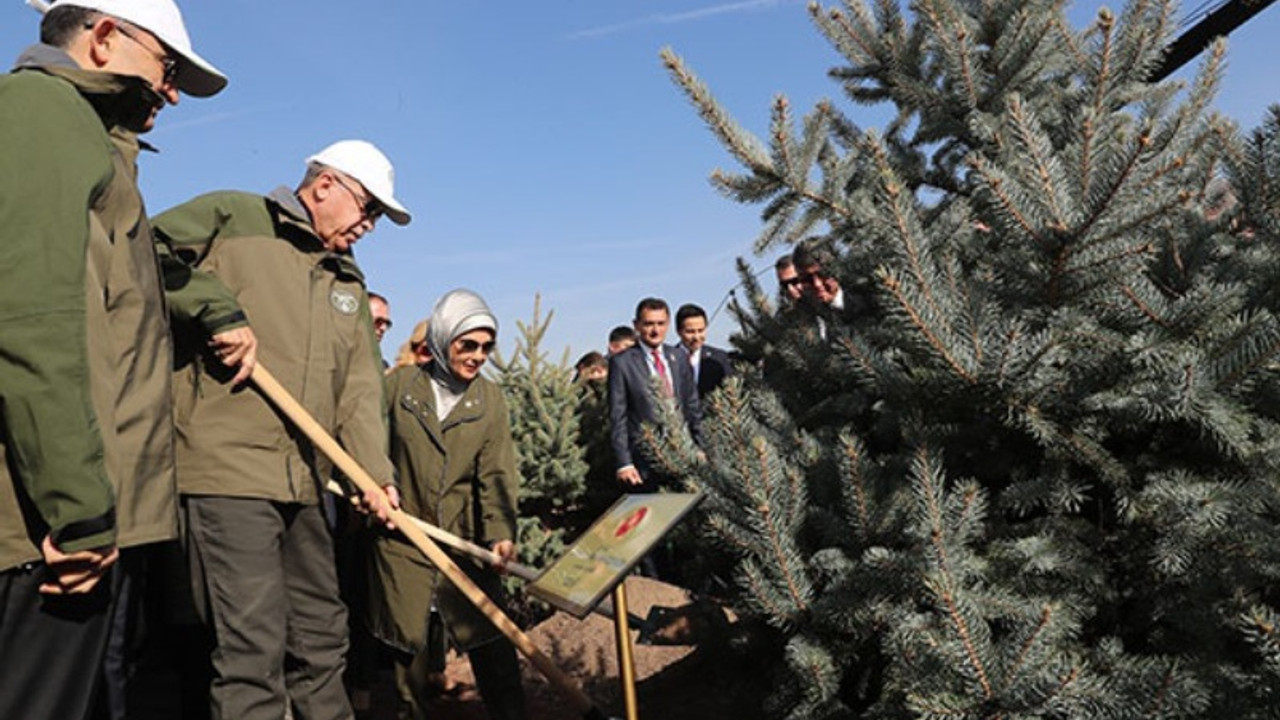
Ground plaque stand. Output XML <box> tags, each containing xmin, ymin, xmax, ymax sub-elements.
<box><xmin>612</xmin><ymin>583</ymin><xmax>640</xmax><ymax>720</ymax></box>
<box><xmin>529</xmin><ymin>493</ymin><xmax>704</xmax><ymax>720</ymax></box>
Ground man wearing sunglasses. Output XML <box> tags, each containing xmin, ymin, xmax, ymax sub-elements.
<box><xmin>151</xmin><ymin>140</ymin><xmax>411</xmax><ymax>720</ymax></box>
<box><xmin>775</xmin><ymin>253</ymin><xmax>806</xmax><ymax>307</ymax></box>
<box><xmin>0</xmin><ymin>1</ymin><xmax>226</xmax><ymax>719</ymax></box>
<box><xmin>792</xmin><ymin>238</ymin><xmax>873</xmax><ymax>341</ymax></box>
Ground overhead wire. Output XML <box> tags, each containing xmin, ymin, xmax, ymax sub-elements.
<box><xmin>708</xmin><ymin>261</ymin><xmax>776</xmax><ymax>328</ymax></box>
<box><xmin>1179</xmin><ymin>0</ymin><xmax>1236</xmax><ymax>29</ymax></box>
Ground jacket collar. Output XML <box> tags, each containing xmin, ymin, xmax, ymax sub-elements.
<box><xmin>400</xmin><ymin>365</ymin><xmax>488</xmax><ymax>438</ymax></box>
<box><xmin>265</xmin><ymin>186</ymin><xmax>367</xmax><ymax>283</ymax></box>
<box><xmin>13</xmin><ymin>44</ymin><xmax>164</xmax><ymax>135</ymax></box>
<box><xmin>268</xmin><ymin>185</ymin><xmax>310</xmax><ymax>224</ymax></box>
<box><xmin>634</xmin><ymin>342</ymin><xmax>675</xmax><ymax>361</ymax></box>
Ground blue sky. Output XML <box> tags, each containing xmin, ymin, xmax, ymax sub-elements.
<box><xmin>3</xmin><ymin>1</ymin><xmax>1278</xmax><ymax>365</ymax></box>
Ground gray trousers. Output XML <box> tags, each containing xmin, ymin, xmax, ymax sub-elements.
<box><xmin>187</xmin><ymin>496</ymin><xmax>352</xmax><ymax>720</ymax></box>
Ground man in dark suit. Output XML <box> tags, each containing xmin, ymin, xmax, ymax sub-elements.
<box><xmin>608</xmin><ymin>297</ymin><xmax>702</xmax><ymax>495</ymax></box>
<box><xmin>675</xmin><ymin>303</ymin><xmax>733</xmax><ymax>399</ymax></box>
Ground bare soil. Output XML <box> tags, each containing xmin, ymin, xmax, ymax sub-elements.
<box><xmin>364</xmin><ymin>576</ymin><xmax>769</xmax><ymax>720</ymax></box>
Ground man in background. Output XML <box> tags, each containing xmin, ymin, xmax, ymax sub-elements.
<box><xmin>574</xmin><ymin>350</ymin><xmax>608</xmax><ymax>384</ymax></box>
<box><xmin>775</xmin><ymin>253</ymin><xmax>805</xmax><ymax>307</ymax></box>
<box><xmin>608</xmin><ymin>298</ymin><xmax>702</xmax><ymax>579</ymax></box>
<box><xmin>793</xmin><ymin>239</ymin><xmax>867</xmax><ymax>340</ymax></box>
<box><xmin>675</xmin><ymin>303</ymin><xmax>733</xmax><ymax>399</ymax></box>
<box><xmin>369</xmin><ymin>291</ymin><xmax>392</xmax><ymax>343</ymax></box>
<box><xmin>608</xmin><ymin>298</ymin><xmax>701</xmax><ymax>494</ymax></box>
<box><xmin>607</xmin><ymin>324</ymin><xmax>637</xmax><ymax>355</ymax></box>
<box><xmin>0</xmin><ymin>2</ymin><xmax>227</xmax><ymax>718</ymax></box>
<box><xmin>368</xmin><ymin>291</ymin><xmax>393</xmax><ymax>373</ymax></box>
<box><xmin>347</xmin><ymin>293</ymin><xmax>391</xmax><ymax>713</ymax></box>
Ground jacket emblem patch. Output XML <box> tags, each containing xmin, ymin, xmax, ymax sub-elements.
<box><xmin>331</xmin><ymin>289</ymin><xmax>359</xmax><ymax>315</ymax></box>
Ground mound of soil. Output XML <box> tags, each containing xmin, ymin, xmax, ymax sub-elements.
<box><xmin>367</xmin><ymin>576</ymin><xmax>769</xmax><ymax>719</ymax></box>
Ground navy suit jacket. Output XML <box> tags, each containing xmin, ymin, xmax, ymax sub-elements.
<box><xmin>608</xmin><ymin>343</ymin><xmax>701</xmax><ymax>486</ymax></box>
<box><xmin>691</xmin><ymin>344</ymin><xmax>733</xmax><ymax>398</ymax></box>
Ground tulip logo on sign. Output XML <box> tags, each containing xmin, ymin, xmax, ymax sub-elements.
<box><xmin>614</xmin><ymin>506</ymin><xmax>648</xmax><ymax>538</ymax></box>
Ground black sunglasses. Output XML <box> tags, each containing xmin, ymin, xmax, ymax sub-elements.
<box><xmin>456</xmin><ymin>338</ymin><xmax>496</xmax><ymax>355</ymax></box>
<box><xmin>332</xmin><ymin>174</ymin><xmax>384</xmax><ymax>222</ymax></box>
<box><xmin>99</xmin><ymin>22</ymin><xmax>180</xmax><ymax>86</ymax></box>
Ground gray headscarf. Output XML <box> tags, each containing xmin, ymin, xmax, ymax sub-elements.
<box><xmin>426</xmin><ymin>289</ymin><xmax>498</xmax><ymax>418</ymax></box>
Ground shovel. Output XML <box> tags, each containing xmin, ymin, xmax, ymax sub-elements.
<box><xmin>252</xmin><ymin>364</ymin><xmax>614</xmax><ymax>720</ymax></box>
<box><xmin>322</xmin><ymin>478</ymin><xmax>649</xmax><ymax>633</ymax></box>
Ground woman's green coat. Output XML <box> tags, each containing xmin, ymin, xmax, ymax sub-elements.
<box><xmin>367</xmin><ymin>363</ymin><xmax>520</xmax><ymax>652</ymax></box>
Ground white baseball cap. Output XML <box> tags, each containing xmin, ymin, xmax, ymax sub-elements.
<box><xmin>30</xmin><ymin>0</ymin><xmax>228</xmax><ymax>97</ymax></box>
<box><xmin>307</xmin><ymin>140</ymin><xmax>412</xmax><ymax>226</ymax></box>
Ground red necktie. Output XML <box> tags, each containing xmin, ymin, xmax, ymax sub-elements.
<box><xmin>652</xmin><ymin>349</ymin><xmax>673</xmax><ymax>396</ymax></box>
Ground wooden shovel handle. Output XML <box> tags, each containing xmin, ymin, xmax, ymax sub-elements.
<box><xmin>323</xmin><ymin>478</ymin><xmax>539</xmax><ymax>581</ymax></box>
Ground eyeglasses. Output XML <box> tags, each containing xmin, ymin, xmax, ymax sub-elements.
<box><xmin>455</xmin><ymin>338</ymin><xmax>497</xmax><ymax>355</ymax></box>
<box><xmin>797</xmin><ymin>270</ymin><xmax>829</xmax><ymax>286</ymax></box>
<box><xmin>112</xmin><ymin>22</ymin><xmax>180</xmax><ymax>86</ymax></box>
<box><xmin>332</xmin><ymin>173</ymin><xmax>384</xmax><ymax>222</ymax></box>
<box><xmin>373</xmin><ymin>318</ymin><xmax>393</xmax><ymax>331</ymax></box>
<box><xmin>781</xmin><ymin>276</ymin><xmax>805</xmax><ymax>288</ymax></box>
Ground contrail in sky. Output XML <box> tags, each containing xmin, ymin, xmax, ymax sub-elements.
<box><xmin>570</xmin><ymin>0</ymin><xmax>791</xmax><ymax>40</ymax></box>
<box><xmin>150</xmin><ymin>105</ymin><xmax>283</xmax><ymax>135</ymax></box>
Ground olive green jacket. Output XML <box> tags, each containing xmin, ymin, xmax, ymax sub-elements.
<box><xmin>151</xmin><ymin>189</ymin><xmax>394</xmax><ymax>502</ymax></box>
<box><xmin>368</xmin><ymin>364</ymin><xmax>519</xmax><ymax>653</ymax></box>
<box><xmin>0</xmin><ymin>50</ymin><xmax>179</xmax><ymax>571</ymax></box>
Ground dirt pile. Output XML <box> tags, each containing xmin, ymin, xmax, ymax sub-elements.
<box><xmin>411</xmin><ymin>576</ymin><xmax>769</xmax><ymax>720</ymax></box>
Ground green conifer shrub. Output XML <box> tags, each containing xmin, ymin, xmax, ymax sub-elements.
<box><xmin>491</xmin><ymin>296</ymin><xmax>590</xmax><ymax>621</ymax></box>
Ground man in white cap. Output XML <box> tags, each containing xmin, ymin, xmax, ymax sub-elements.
<box><xmin>0</xmin><ymin>2</ymin><xmax>226</xmax><ymax>719</ymax></box>
<box><xmin>151</xmin><ymin>140</ymin><xmax>409</xmax><ymax>720</ymax></box>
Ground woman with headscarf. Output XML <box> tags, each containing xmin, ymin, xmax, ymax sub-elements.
<box><xmin>366</xmin><ymin>289</ymin><xmax>526</xmax><ymax>720</ymax></box>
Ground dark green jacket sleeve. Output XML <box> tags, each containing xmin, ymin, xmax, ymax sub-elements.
<box><xmin>152</xmin><ymin>195</ymin><xmax>249</xmax><ymax>335</ymax></box>
<box><xmin>478</xmin><ymin>383</ymin><xmax>519</xmax><ymax>544</ymax></box>
<box><xmin>0</xmin><ymin>73</ymin><xmax>116</xmax><ymax>551</ymax></box>
<box><xmin>335</xmin><ymin>291</ymin><xmax>396</xmax><ymax>489</ymax></box>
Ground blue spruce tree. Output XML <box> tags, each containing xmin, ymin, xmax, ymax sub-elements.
<box><xmin>661</xmin><ymin>1</ymin><xmax>1280</xmax><ymax>717</ymax></box>
<box><xmin>491</xmin><ymin>296</ymin><xmax>589</xmax><ymax>614</ymax></box>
